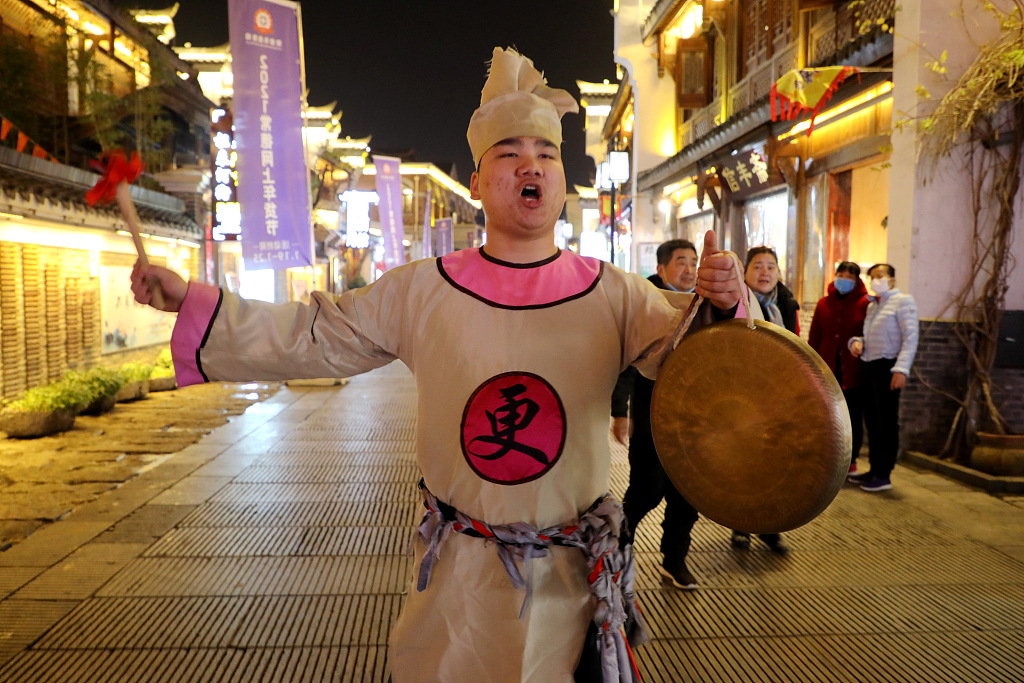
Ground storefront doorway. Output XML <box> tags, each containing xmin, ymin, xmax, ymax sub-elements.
<box><xmin>804</xmin><ymin>161</ymin><xmax>890</xmax><ymax>299</ymax></box>
<box><xmin>743</xmin><ymin>190</ymin><xmax>791</xmax><ymax>279</ymax></box>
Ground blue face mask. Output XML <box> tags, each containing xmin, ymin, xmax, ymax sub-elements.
<box><xmin>834</xmin><ymin>278</ymin><xmax>856</xmax><ymax>295</ymax></box>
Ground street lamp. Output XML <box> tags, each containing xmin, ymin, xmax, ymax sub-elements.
<box><xmin>608</xmin><ymin>150</ymin><xmax>630</xmax><ymax>267</ymax></box>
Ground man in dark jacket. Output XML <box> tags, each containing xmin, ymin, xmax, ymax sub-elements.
<box><xmin>611</xmin><ymin>239</ymin><xmax>701</xmax><ymax>589</ymax></box>
<box><xmin>808</xmin><ymin>261</ymin><xmax>869</xmax><ymax>473</ymax></box>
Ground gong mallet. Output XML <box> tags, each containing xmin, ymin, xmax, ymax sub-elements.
<box><xmin>85</xmin><ymin>151</ymin><xmax>165</xmax><ymax>309</ymax></box>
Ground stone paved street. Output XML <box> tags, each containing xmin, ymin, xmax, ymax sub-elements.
<box><xmin>0</xmin><ymin>382</ymin><xmax>279</xmax><ymax>552</ymax></box>
<box><xmin>0</xmin><ymin>364</ymin><xmax>1023</xmax><ymax>681</ymax></box>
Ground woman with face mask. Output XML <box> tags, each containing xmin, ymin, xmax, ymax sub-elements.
<box><xmin>808</xmin><ymin>262</ymin><xmax>870</xmax><ymax>475</ymax></box>
<box><xmin>847</xmin><ymin>264</ymin><xmax>920</xmax><ymax>493</ymax></box>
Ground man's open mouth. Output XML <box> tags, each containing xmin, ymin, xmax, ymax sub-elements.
<box><xmin>520</xmin><ymin>184</ymin><xmax>541</xmax><ymax>200</ymax></box>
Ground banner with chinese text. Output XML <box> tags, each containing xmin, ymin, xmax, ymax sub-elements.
<box><xmin>228</xmin><ymin>0</ymin><xmax>313</xmax><ymax>270</ymax></box>
<box><xmin>422</xmin><ymin>187</ymin><xmax>432</xmax><ymax>258</ymax></box>
<box><xmin>374</xmin><ymin>155</ymin><xmax>406</xmax><ymax>269</ymax></box>
<box><xmin>435</xmin><ymin>217</ymin><xmax>452</xmax><ymax>256</ymax></box>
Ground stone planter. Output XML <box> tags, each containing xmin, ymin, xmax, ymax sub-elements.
<box><xmin>970</xmin><ymin>432</ymin><xmax>1024</xmax><ymax>477</ymax></box>
<box><xmin>81</xmin><ymin>394</ymin><xmax>117</xmax><ymax>416</ymax></box>
<box><xmin>0</xmin><ymin>408</ymin><xmax>76</xmax><ymax>438</ymax></box>
<box><xmin>115</xmin><ymin>380</ymin><xmax>149</xmax><ymax>403</ymax></box>
<box><xmin>148</xmin><ymin>376</ymin><xmax>177</xmax><ymax>392</ymax></box>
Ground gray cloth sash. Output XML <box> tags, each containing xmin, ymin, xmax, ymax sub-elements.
<box><xmin>415</xmin><ymin>479</ymin><xmax>648</xmax><ymax>682</ymax></box>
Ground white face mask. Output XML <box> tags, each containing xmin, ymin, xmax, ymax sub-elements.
<box><xmin>870</xmin><ymin>277</ymin><xmax>890</xmax><ymax>295</ymax></box>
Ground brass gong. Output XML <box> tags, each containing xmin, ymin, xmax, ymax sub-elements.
<box><xmin>651</xmin><ymin>318</ymin><xmax>851</xmax><ymax>535</ymax></box>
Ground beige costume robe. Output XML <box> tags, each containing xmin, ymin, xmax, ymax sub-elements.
<box><xmin>171</xmin><ymin>248</ymin><xmax>722</xmax><ymax>682</ymax></box>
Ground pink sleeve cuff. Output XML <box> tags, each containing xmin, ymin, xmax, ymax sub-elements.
<box><xmin>170</xmin><ymin>282</ymin><xmax>222</xmax><ymax>386</ymax></box>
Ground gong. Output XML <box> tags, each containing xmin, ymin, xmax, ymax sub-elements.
<box><xmin>651</xmin><ymin>318</ymin><xmax>851</xmax><ymax>535</ymax></box>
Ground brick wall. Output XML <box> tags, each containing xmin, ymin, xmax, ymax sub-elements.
<box><xmin>0</xmin><ymin>242</ymin><xmax>100</xmax><ymax>400</ymax></box>
<box><xmin>900</xmin><ymin>320</ymin><xmax>1024</xmax><ymax>454</ymax></box>
<box><xmin>0</xmin><ymin>241</ymin><xmax>173</xmax><ymax>401</ymax></box>
<box><xmin>991</xmin><ymin>363</ymin><xmax>1024</xmax><ymax>434</ymax></box>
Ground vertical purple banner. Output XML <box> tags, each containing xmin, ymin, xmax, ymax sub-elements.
<box><xmin>228</xmin><ymin>0</ymin><xmax>313</xmax><ymax>271</ymax></box>
<box><xmin>374</xmin><ymin>156</ymin><xmax>406</xmax><ymax>270</ymax></box>
<box><xmin>435</xmin><ymin>217</ymin><xmax>452</xmax><ymax>256</ymax></box>
<box><xmin>422</xmin><ymin>187</ymin><xmax>432</xmax><ymax>258</ymax></box>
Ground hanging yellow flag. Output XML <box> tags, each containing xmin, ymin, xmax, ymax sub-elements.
<box><xmin>770</xmin><ymin>67</ymin><xmax>860</xmax><ymax>134</ymax></box>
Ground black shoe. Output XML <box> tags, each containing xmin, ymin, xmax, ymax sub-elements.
<box><xmin>860</xmin><ymin>476</ymin><xmax>893</xmax><ymax>492</ymax></box>
<box><xmin>659</xmin><ymin>561</ymin><xmax>698</xmax><ymax>590</ymax></box>
<box><xmin>847</xmin><ymin>470</ymin><xmax>873</xmax><ymax>484</ymax></box>
<box><xmin>730</xmin><ymin>531</ymin><xmax>751</xmax><ymax>549</ymax></box>
<box><xmin>760</xmin><ymin>534</ymin><xmax>789</xmax><ymax>554</ymax></box>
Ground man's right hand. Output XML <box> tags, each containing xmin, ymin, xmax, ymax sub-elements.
<box><xmin>131</xmin><ymin>261</ymin><xmax>188</xmax><ymax>312</ymax></box>
<box><xmin>850</xmin><ymin>340</ymin><xmax>864</xmax><ymax>358</ymax></box>
<box><xmin>611</xmin><ymin>417</ymin><xmax>631</xmax><ymax>446</ymax></box>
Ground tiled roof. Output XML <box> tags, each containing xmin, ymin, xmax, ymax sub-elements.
<box><xmin>0</xmin><ymin>147</ymin><xmax>199</xmax><ymax>236</ymax></box>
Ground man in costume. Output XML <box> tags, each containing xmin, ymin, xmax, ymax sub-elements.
<box><xmin>128</xmin><ymin>47</ymin><xmax>746</xmax><ymax>683</ymax></box>
<box><xmin>611</xmin><ymin>240</ymin><xmax>702</xmax><ymax>590</ymax></box>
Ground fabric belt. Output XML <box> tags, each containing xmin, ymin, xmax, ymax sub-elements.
<box><xmin>414</xmin><ymin>479</ymin><xmax>648</xmax><ymax>683</ymax></box>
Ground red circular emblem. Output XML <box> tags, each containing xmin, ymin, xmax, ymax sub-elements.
<box><xmin>461</xmin><ymin>372</ymin><xmax>566</xmax><ymax>485</ymax></box>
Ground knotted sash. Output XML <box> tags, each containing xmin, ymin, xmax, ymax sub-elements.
<box><xmin>415</xmin><ymin>480</ymin><xmax>647</xmax><ymax>683</ymax></box>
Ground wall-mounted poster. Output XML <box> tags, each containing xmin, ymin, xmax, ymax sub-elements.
<box><xmin>99</xmin><ymin>255</ymin><xmax>174</xmax><ymax>353</ymax></box>
<box><xmin>637</xmin><ymin>242</ymin><xmax>660</xmax><ymax>279</ymax></box>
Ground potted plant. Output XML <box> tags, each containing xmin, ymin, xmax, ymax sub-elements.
<box><xmin>64</xmin><ymin>367</ymin><xmax>125</xmax><ymax>415</ymax></box>
<box><xmin>0</xmin><ymin>383</ymin><xmax>88</xmax><ymax>438</ymax></box>
<box><xmin>115</xmin><ymin>362</ymin><xmax>155</xmax><ymax>402</ymax></box>
<box><xmin>148</xmin><ymin>365</ymin><xmax>177</xmax><ymax>392</ymax></box>
<box><xmin>149</xmin><ymin>349</ymin><xmax>177</xmax><ymax>392</ymax></box>
<box><xmin>970</xmin><ymin>432</ymin><xmax>1024</xmax><ymax>476</ymax></box>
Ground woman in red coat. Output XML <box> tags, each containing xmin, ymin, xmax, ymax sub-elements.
<box><xmin>808</xmin><ymin>261</ymin><xmax>869</xmax><ymax>473</ymax></box>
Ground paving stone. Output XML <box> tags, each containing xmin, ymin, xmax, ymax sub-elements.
<box><xmin>149</xmin><ymin>476</ymin><xmax>233</xmax><ymax>506</ymax></box>
<box><xmin>0</xmin><ymin>599</ymin><xmax>78</xmax><ymax>669</ymax></box>
<box><xmin>13</xmin><ymin>543</ymin><xmax>150</xmax><ymax>600</ymax></box>
<box><xmin>0</xmin><ymin>522</ymin><xmax>111</xmax><ymax>568</ymax></box>
<box><xmin>94</xmin><ymin>505</ymin><xmax>198</xmax><ymax>545</ymax></box>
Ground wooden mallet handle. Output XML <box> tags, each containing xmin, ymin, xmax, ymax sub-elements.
<box><xmin>116</xmin><ymin>182</ymin><xmax>166</xmax><ymax>309</ymax></box>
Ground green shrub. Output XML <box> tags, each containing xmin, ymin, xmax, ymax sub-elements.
<box><xmin>151</xmin><ymin>365</ymin><xmax>175</xmax><ymax>379</ymax></box>
<box><xmin>63</xmin><ymin>368</ymin><xmax>125</xmax><ymax>403</ymax></box>
<box><xmin>118</xmin><ymin>362</ymin><xmax>155</xmax><ymax>383</ymax></box>
<box><xmin>3</xmin><ymin>382</ymin><xmax>89</xmax><ymax>413</ymax></box>
<box><xmin>155</xmin><ymin>348</ymin><xmax>173</xmax><ymax>368</ymax></box>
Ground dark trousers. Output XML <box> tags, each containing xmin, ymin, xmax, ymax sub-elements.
<box><xmin>621</xmin><ymin>430</ymin><xmax>698</xmax><ymax>565</ymax></box>
<box><xmin>844</xmin><ymin>387</ymin><xmax>864</xmax><ymax>460</ymax></box>
<box><xmin>861</xmin><ymin>358</ymin><xmax>901</xmax><ymax>478</ymax></box>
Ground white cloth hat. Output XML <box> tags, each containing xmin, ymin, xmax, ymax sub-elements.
<box><xmin>467</xmin><ymin>47</ymin><xmax>579</xmax><ymax>167</ymax></box>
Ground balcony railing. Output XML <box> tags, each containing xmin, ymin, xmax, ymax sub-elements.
<box><xmin>808</xmin><ymin>0</ymin><xmax>896</xmax><ymax>66</ymax></box>
<box><xmin>730</xmin><ymin>43</ymin><xmax>799</xmax><ymax>119</ymax></box>
<box><xmin>678</xmin><ymin>96</ymin><xmax>722</xmax><ymax>151</ymax></box>
<box><xmin>663</xmin><ymin>0</ymin><xmax>896</xmax><ymax>167</ymax></box>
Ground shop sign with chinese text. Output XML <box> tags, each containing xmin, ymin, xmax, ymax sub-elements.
<box><xmin>714</xmin><ymin>148</ymin><xmax>779</xmax><ymax>200</ymax></box>
<box><xmin>210</xmin><ymin>108</ymin><xmax>239</xmax><ymax>241</ymax></box>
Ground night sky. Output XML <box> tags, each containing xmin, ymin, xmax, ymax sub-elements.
<box><xmin>113</xmin><ymin>0</ymin><xmax>618</xmax><ymax>188</ymax></box>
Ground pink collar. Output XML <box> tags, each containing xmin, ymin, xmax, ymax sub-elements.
<box><xmin>437</xmin><ymin>248</ymin><xmax>604</xmax><ymax>309</ymax></box>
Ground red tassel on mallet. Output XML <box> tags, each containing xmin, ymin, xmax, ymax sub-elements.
<box><xmin>86</xmin><ymin>151</ymin><xmax>165</xmax><ymax>308</ymax></box>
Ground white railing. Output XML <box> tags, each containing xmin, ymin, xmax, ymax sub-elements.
<box><xmin>678</xmin><ymin>96</ymin><xmax>723</xmax><ymax>150</ymax></box>
<box><xmin>727</xmin><ymin>43</ymin><xmax>798</xmax><ymax>120</ymax></box>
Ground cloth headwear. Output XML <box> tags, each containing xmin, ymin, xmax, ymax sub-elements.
<box><xmin>467</xmin><ymin>47</ymin><xmax>579</xmax><ymax>167</ymax></box>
